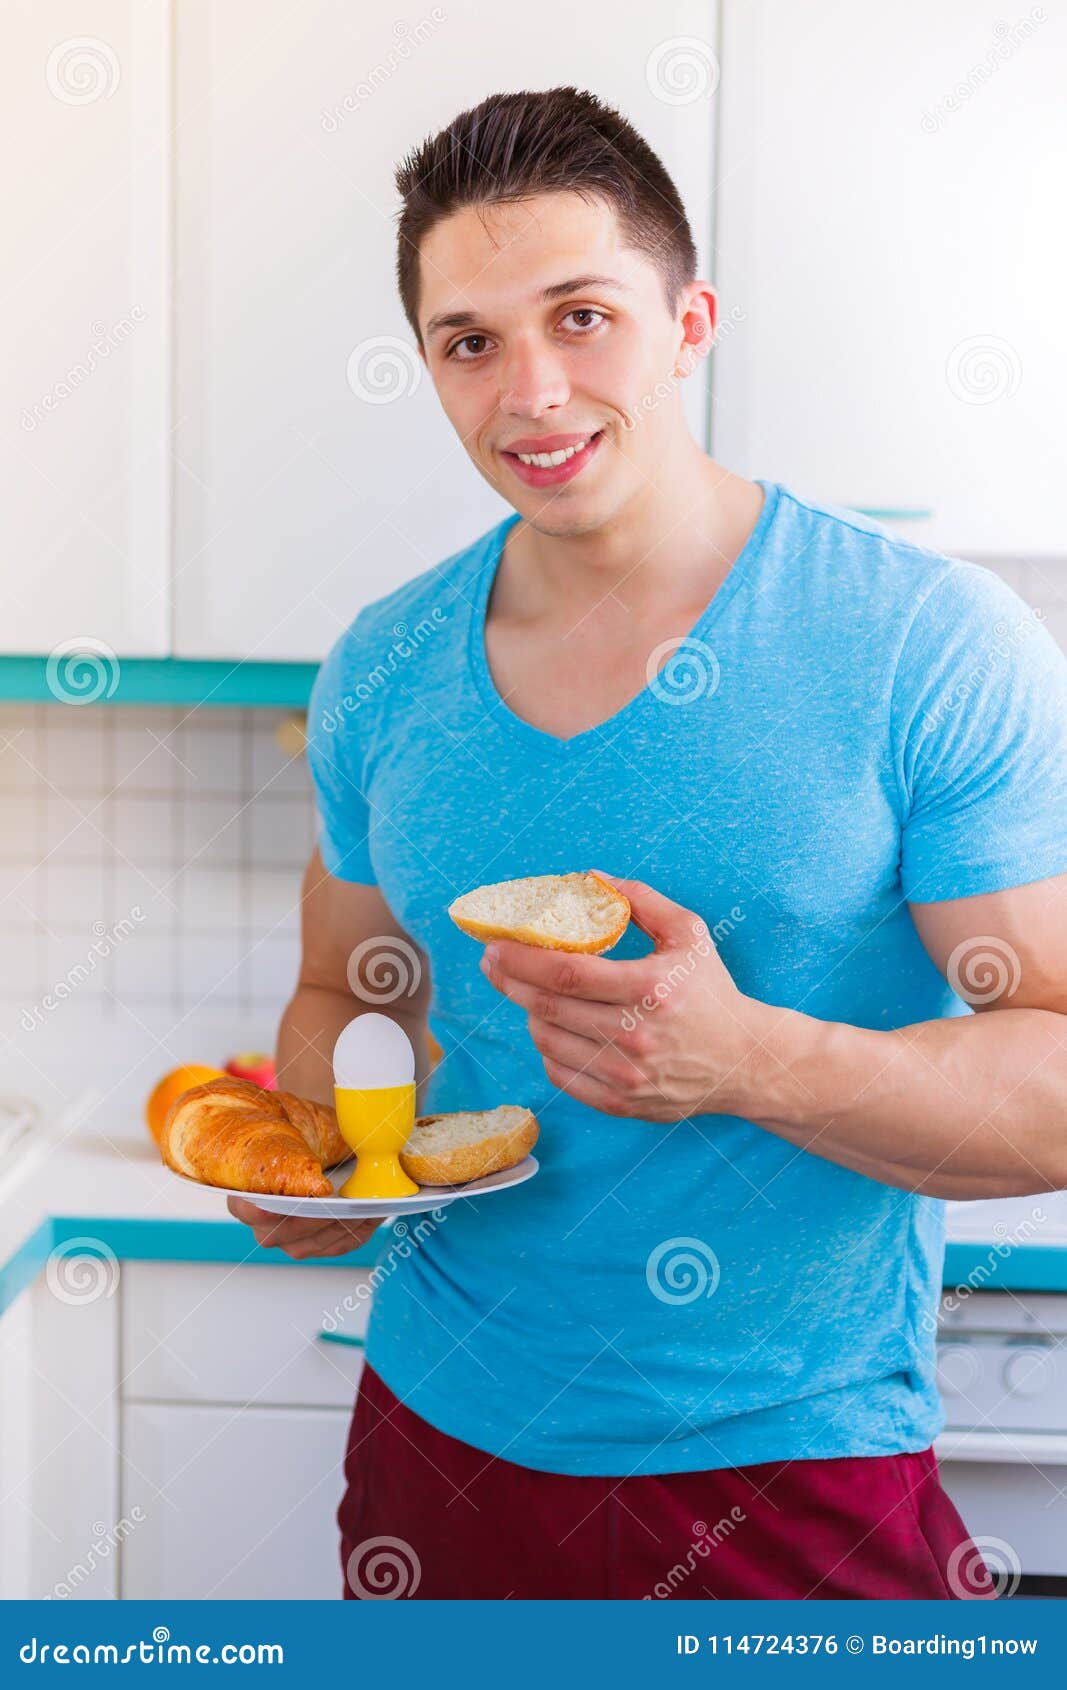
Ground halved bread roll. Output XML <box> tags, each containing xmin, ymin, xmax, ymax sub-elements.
<box><xmin>448</xmin><ymin>871</ymin><xmax>629</xmax><ymax>955</ymax></box>
<box><xmin>399</xmin><ymin>1105</ymin><xmax>538</xmax><ymax>1186</ymax></box>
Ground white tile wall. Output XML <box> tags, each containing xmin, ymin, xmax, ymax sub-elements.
<box><xmin>0</xmin><ymin>706</ymin><xmax>318</xmax><ymax>1035</ymax></box>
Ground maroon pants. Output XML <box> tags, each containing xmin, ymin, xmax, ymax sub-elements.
<box><xmin>337</xmin><ymin>1363</ymin><xmax>995</xmax><ymax>1600</ymax></box>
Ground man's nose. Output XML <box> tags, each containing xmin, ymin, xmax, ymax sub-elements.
<box><xmin>497</xmin><ymin>338</ymin><xmax>570</xmax><ymax>415</ymax></box>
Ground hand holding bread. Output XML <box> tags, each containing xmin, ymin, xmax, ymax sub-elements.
<box><xmin>163</xmin><ymin>869</ymin><xmax>633</xmax><ymax>1203</ymax></box>
<box><xmin>449</xmin><ymin>870</ymin><xmax>630</xmax><ymax>954</ymax></box>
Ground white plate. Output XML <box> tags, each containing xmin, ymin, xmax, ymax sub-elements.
<box><xmin>169</xmin><ymin>1154</ymin><xmax>539</xmax><ymax>1218</ymax></box>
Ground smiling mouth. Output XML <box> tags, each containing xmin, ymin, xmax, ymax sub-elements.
<box><xmin>500</xmin><ymin>430</ymin><xmax>605</xmax><ymax>486</ymax></box>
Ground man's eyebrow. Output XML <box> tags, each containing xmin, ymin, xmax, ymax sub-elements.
<box><xmin>424</xmin><ymin>275</ymin><xmax>631</xmax><ymax>340</ymax></box>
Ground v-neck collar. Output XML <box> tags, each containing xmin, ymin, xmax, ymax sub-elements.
<box><xmin>466</xmin><ymin>480</ymin><xmax>781</xmax><ymax>756</ymax></box>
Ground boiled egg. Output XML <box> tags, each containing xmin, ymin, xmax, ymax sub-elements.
<box><xmin>332</xmin><ymin>1013</ymin><xmax>415</xmax><ymax>1090</ymax></box>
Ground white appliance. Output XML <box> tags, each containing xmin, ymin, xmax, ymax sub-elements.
<box><xmin>936</xmin><ymin>1289</ymin><xmax>1067</xmax><ymax>1578</ymax></box>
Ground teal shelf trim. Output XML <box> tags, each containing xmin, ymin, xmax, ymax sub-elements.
<box><xmin>851</xmin><ymin>507</ymin><xmax>934</xmax><ymax>522</ymax></box>
<box><xmin>316</xmin><ymin>1330</ymin><xmax>367</xmax><ymax>1348</ymax></box>
<box><xmin>47</xmin><ymin>1215</ymin><xmax>385</xmax><ymax>1270</ymax></box>
<box><xmin>0</xmin><ymin>1220</ymin><xmax>54</xmax><ymax>1320</ymax></box>
<box><xmin>0</xmin><ymin>1218</ymin><xmax>383</xmax><ymax>1317</ymax></box>
<box><xmin>5</xmin><ymin>1221</ymin><xmax>1066</xmax><ymax>1323</ymax></box>
<box><xmin>0</xmin><ymin>656</ymin><xmax>319</xmax><ymax>709</ymax></box>
<box><xmin>944</xmin><ymin>1240</ymin><xmax>1067</xmax><ymax>1294</ymax></box>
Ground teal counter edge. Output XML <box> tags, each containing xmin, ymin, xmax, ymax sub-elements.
<box><xmin>943</xmin><ymin>1239</ymin><xmax>1067</xmax><ymax>1293</ymax></box>
<box><xmin>2</xmin><ymin>1223</ymin><xmax>1065</xmax><ymax>1323</ymax></box>
<box><xmin>1</xmin><ymin>1216</ymin><xmax>386</xmax><ymax>1319</ymax></box>
<box><xmin>0</xmin><ymin>656</ymin><xmax>318</xmax><ymax>709</ymax></box>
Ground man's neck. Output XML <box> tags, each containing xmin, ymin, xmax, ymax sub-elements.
<box><xmin>492</xmin><ymin>444</ymin><xmax>762</xmax><ymax>628</ymax></box>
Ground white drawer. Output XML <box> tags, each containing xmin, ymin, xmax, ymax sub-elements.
<box><xmin>122</xmin><ymin>1402</ymin><xmax>351</xmax><ymax>1599</ymax></box>
<box><xmin>121</xmin><ymin>1261</ymin><xmax>371</xmax><ymax>1407</ymax></box>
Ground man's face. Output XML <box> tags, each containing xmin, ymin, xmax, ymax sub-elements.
<box><xmin>416</xmin><ymin>192</ymin><xmax>707</xmax><ymax>536</ymax></box>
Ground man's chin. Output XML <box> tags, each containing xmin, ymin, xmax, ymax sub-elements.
<box><xmin>521</xmin><ymin>506</ymin><xmax>610</xmax><ymax>540</ymax></box>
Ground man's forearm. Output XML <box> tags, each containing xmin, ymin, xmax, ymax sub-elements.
<box><xmin>742</xmin><ymin>1000</ymin><xmax>1067</xmax><ymax>1199</ymax></box>
<box><xmin>276</xmin><ymin>984</ymin><xmax>432</xmax><ymax>1110</ymax></box>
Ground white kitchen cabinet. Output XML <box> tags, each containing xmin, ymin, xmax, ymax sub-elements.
<box><xmin>25</xmin><ymin>1257</ymin><xmax>122</xmax><ymax>1600</ymax></box>
<box><xmin>121</xmin><ymin>1402</ymin><xmax>352</xmax><ymax>1599</ymax></box>
<box><xmin>0</xmin><ymin>1297</ymin><xmax>34</xmax><ymax>1598</ymax></box>
<box><xmin>122</xmin><ymin>1259</ymin><xmax>369</xmax><ymax>1406</ymax></box>
<box><xmin>713</xmin><ymin>0</ymin><xmax>1067</xmax><ymax>557</ymax></box>
<box><xmin>172</xmin><ymin>0</ymin><xmax>718</xmax><ymax>658</ymax></box>
<box><xmin>1</xmin><ymin>2</ymin><xmax>171</xmax><ymax>655</ymax></box>
<box><xmin>7</xmin><ymin>1255</ymin><xmax>372</xmax><ymax>1600</ymax></box>
<box><xmin>118</xmin><ymin>1260</ymin><xmax>371</xmax><ymax>1599</ymax></box>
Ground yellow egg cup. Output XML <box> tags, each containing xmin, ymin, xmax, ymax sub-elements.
<box><xmin>333</xmin><ymin>1082</ymin><xmax>419</xmax><ymax>1199</ymax></box>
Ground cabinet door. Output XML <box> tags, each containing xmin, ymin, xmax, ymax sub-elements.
<box><xmin>173</xmin><ymin>0</ymin><xmax>718</xmax><ymax>658</ymax></box>
<box><xmin>26</xmin><ymin>1263</ymin><xmax>121</xmax><ymax>1600</ymax></box>
<box><xmin>1</xmin><ymin>2</ymin><xmax>170</xmax><ymax>655</ymax></box>
<box><xmin>122</xmin><ymin>1402</ymin><xmax>351</xmax><ymax>1599</ymax></box>
<box><xmin>713</xmin><ymin>0</ymin><xmax>1067</xmax><ymax>557</ymax></box>
<box><xmin>0</xmin><ymin>1299</ymin><xmax>33</xmax><ymax>1599</ymax></box>
<box><xmin>121</xmin><ymin>1260</ymin><xmax>370</xmax><ymax>1405</ymax></box>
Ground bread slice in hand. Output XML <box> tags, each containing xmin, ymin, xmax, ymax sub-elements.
<box><xmin>399</xmin><ymin>1105</ymin><xmax>538</xmax><ymax>1186</ymax></box>
<box><xmin>448</xmin><ymin>871</ymin><xmax>630</xmax><ymax>955</ymax></box>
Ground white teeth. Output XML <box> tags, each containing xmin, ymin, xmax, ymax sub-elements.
<box><xmin>516</xmin><ymin>437</ymin><xmax>589</xmax><ymax>467</ymax></box>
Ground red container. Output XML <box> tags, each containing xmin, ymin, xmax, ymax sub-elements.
<box><xmin>224</xmin><ymin>1051</ymin><xmax>277</xmax><ymax>1090</ymax></box>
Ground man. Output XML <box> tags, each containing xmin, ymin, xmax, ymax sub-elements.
<box><xmin>229</xmin><ymin>87</ymin><xmax>1067</xmax><ymax>1599</ymax></box>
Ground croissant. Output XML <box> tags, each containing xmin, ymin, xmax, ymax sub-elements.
<box><xmin>160</xmin><ymin>1076</ymin><xmax>349</xmax><ymax>1197</ymax></box>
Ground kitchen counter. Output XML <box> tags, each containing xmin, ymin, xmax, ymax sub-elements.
<box><xmin>0</xmin><ymin>1005</ymin><xmax>380</xmax><ymax>1318</ymax></box>
<box><xmin>2</xmin><ymin>1006</ymin><xmax>1067</xmax><ymax>1317</ymax></box>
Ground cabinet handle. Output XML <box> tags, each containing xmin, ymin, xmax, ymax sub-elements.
<box><xmin>316</xmin><ymin>1330</ymin><xmax>366</xmax><ymax>1348</ymax></box>
<box><xmin>851</xmin><ymin>506</ymin><xmax>934</xmax><ymax>522</ymax></box>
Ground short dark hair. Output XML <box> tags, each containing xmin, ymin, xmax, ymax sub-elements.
<box><xmin>394</xmin><ymin>86</ymin><xmax>698</xmax><ymax>346</ymax></box>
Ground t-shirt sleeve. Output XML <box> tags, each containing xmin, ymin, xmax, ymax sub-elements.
<box><xmin>893</xmin><ymin>561</ymin><xmax>1067</xmax><ymax>902</ymax></box>
<box><xmin>304</xmin><ymin>621</ymin><xmax>378</xmax><ymax>885</ymax></box>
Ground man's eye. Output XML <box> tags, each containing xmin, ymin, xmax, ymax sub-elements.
<box><xmin>561</xmin><ymin>308</ymin><xmax>605</xmax><ymax>334</ymax></box>
<box><xmin>448</xmin><ymin>335</ymin><xmax>491</xmax><ymax>361</ymax></box>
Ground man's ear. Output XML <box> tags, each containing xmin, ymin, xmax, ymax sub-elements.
<box><xmin>674</xmin><ymin>282</ymin><xmax>718</xmax><ymax>379</ymax></box>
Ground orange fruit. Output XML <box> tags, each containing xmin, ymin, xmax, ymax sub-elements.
<box><xmin>146</xmin><ymin>1064</ymin><xmax>225</xmax><ymax>1147</ymax></box>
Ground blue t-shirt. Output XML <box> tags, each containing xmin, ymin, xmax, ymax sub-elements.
<box><xmin>305</xmin><ymin>479</ymin><xmax>1067</xmax><ymax>1477</ymax></box>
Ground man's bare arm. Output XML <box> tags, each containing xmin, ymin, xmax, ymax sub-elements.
<box><xmin>745</xmin><ymin>874</ymin><xmax>1067</xmax><ymax>1197</ymax></box>
<box><xmin>227</xmin><ymin>847</ymin><xmax>432</xmax><ymax>1257</ymax></box>
<box><xmin>275</xmin><ymin>847</ymin><xmax>432</xmax><ymax>1107</ymax></box>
